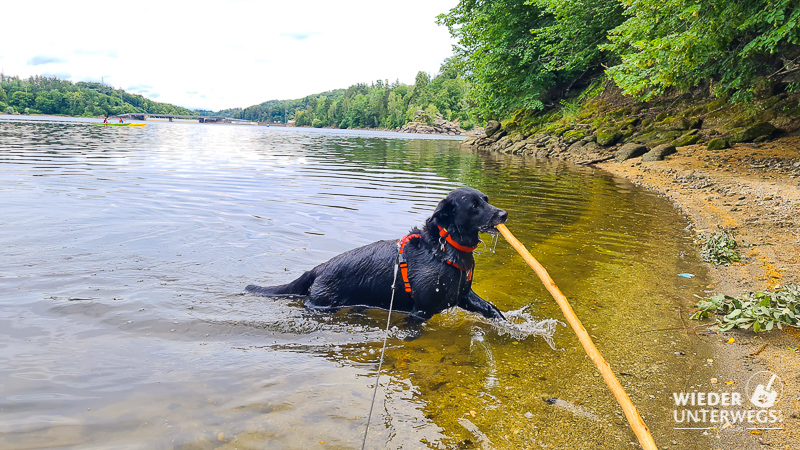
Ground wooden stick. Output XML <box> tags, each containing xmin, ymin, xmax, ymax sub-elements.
<box><xmin>496</xmin><ymin>224</ymin><xmax>658</xmax><ymax>450</ymax></box>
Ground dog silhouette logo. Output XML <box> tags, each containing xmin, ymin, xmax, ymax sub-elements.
<box><xmin>747</xmin><ymin>371</ymin><xmax>783</xmax><ymax>408</ymax></box>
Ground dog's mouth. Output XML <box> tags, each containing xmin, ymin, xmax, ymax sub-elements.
<box><xmin>480</xmin><ymin>215</ymin><xmax>508</xmax><ymax>235</ymax></box>
<box><xmin>479</xmin><ymin>224</ymin><xmax>499</xmax><ymax>235</ymax></box>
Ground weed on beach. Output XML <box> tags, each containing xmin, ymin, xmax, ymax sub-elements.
<box><xmin>691</xmin><ymin>284</ymin><xmax>800</xmax><ymax>332</ymax></box>
<box><xmin>698</xmin><ymin>229</ymin><xmax>742</xmax><ymax>266</ymax></box>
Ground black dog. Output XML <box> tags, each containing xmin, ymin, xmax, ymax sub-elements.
<box><xmin>246</xmin><ymin>187</ymin><xmax>507</xmax><ymax>322</ymax></box>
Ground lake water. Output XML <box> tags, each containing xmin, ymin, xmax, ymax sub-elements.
<box><xmin>0</xmin><ymin>118</ymin><xmax>718</xmax><ymax>448</ymax></box>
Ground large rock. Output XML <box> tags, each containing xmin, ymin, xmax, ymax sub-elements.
<box><xmin>596</xmin><ymin>128</ymin><xmax>623</xmax><ymax>146</ymax></box>
<box><xmin>615</xmin><ymin>143</ymin><xmax>648</xmax><ymax>162</ymax></box>
<box><xmin>654</xmin><ymin>117</ymin><xmax>690</xmax><ymax>132</ymax></box>
<box><xmin>641</xmin><ymin>144</ymin><xmax>677</xmax><ymax>162</ymax></box>
<box><xmin>485</xmin><ymin>120</ymin><xmax>501</xmax><ymax>137</ymax></box>
<box><xmin>398</xmin><ymin>112</ymin><xmax>471</xmax><ymax>135</ymax></box>
<box><xmin>729</xmin><ymin>122</ymin><xmax>777</xmax><ymax>144</ymax></box>
<box><xmin>707</xmin><ymin>138</ymin><xmax>730</xmax><ymax>150</ymax></box>
<box><xmin>567</xmin><ymin>142</ymin><xmax>587</xmax><ymax>155</ymax></box>
<box><xmin>671</xmin><ymin>131</ymin><xmax>701</xmax><ymax>147</ymax></box>
<box><xmin>562</xmin><ymin>129</ymin><xmax>585</xmax><ymax>145</ymax></box>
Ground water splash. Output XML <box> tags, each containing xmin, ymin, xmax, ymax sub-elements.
<box><xmin>490</xmin><ymin>233</ymin><xmax>500</xmax><ymax>253</ymax></box>
<box><xmin>470</xmin><ymin>327</ymin><xmax>498</xmax><ymax>390</ymax></box>
<box><xmin>489</xmin><ymin>306</ymin><xmax>564</xmax><ymax>350</ymax></box>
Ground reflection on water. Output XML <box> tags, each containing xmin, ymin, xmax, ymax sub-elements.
<box><xmin>0</xmin><ymin>119</ymin><xmax>716</xmax><ymax>448</ymax></box>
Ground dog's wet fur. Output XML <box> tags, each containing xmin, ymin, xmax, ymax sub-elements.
<box><xmin>246</xmin><ymin>187</ymin><xmax>507</xmax><ymax>322</ymax></box>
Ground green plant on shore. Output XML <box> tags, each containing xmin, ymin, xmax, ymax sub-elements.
<box><xmin>698</xmin><ymin>229</ymin><xmax>742</xmax><ymax>266</ymax></box>
<box><xmin>690</xmin><ymin>285</ymin><xmax>800</xmax><ymax>332</ymax></box>
<box><xmin>559</xmin><ymin>99</ymin><xmax>581</xmax><ymax>123</ymax></box>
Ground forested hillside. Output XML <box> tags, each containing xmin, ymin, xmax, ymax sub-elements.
<box><xmin>439</xmin><ymin>0</ymin><xmax>800</xmax><ymax>119</ymax></box>
<box><xmin>0</xmin><ymin>75</ymin><xmax>194</xmax><ymax>117</ymax></box>
<box><xmin>220</xmin><ymin>58</ymin><xmax>473</xmax><ymax>130</ymax></box>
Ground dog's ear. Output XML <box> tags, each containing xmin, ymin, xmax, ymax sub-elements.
<box><xmin>430</xmin><ymin>196</ymin><xmax>454</xmax><ymax>224</ymax></box>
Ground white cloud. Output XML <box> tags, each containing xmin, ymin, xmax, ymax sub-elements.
<box><xmin>0</xmin><ymin>0</ymin><xmax>458</xmax><ymax>111</ymax></box>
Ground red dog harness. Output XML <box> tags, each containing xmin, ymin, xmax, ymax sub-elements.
<box><xmin>396</xmin><ymin>233</ymin><xmax>421</xmax><ymax>295</ymax></box>
<box><xmin>396</xmin><ymin>227</ymin><xmax>475</xmax><ymax>298</ymax></box>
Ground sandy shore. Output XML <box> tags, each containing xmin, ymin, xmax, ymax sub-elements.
<box><xmin>598</xmin><ymin>136</ymin><xmax>800</xmax><ymax>449</ymax></box>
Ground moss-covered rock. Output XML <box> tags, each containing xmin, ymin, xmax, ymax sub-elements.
<box><xmin>542</xmin><ymin>122</ymin><xmax>561</xmax><ymax>134</ymax></box>
<box><xmin>728</xmin><ymin>122</ymin><xmax>778</xmax><ymax>143</ymax></box>
<box><xmin>635</xmin><ymin>130</ymin><xmax>684</xmax><ymax>147</ymax></box>
<box><xmin>596</xmin><ymin>128</ymin><xmax>623</xmax><ymax>146</ymax></box>
<box><xmin>655</xmin><ymin>117</ymin><xmax>690</xmax><ymax>131</ymax></box>
<box><xmin>610</xmin><ymin>107</ymin><xmax>627</xmax><ymax>119</ymax></box>
<box><xmin>552</xmin><ymin>126</ymin><xmax>570</xmax><ymax>137</ymax></box>
<box><xmin>617</xmin><ymin>117</ymin><xmax>640</xmax><ymax>128</ymax></box>
<box><xmin>707</xmin><ymin>99</ymin><xmax>727</xmax><ymax>111</ymax></box>
<box><xmin>707</xmin><ymin>138</ymin><xmax>730</xmax><ymax>150</ymax></box>
<box><xmin>562</xmin><ymin>129</ymin><xmax>585</xmax><ymax>144</ymax></box>
<box><xmin>726</xmin><ymin>115</ymin><xmax>751</xmax><ymax>130</ymax></box>
<box><xmin>672</xmin><ymin>132</ymin><xmax>701</xmax><ymax>147</ymax></box>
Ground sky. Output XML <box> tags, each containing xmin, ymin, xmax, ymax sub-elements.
<box><xmin>1</xmin><ymin>0</ymin><xmax>459</xmax><ymax>111</ymax></box>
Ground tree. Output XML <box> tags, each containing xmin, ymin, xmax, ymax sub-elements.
<box><xmin>601</xmin><ymin>0</ymin><xmax>800</xmax><ymax>100</ymax></box>
<box><xmin>11</xmin><ymin>91</ymin><xmax>33</xmax><ymax>109</ymax></box>
<box><xmin>34</xmin><ymin>93</ymin><xmax>56</xmax><ymax>114</ymax></box>
<box><xmin>530</xmin><ymin>0</ymin><xmax>624</xmax><ymax>83</ymax></box>
<box><xmin>437</xmin><ymin>0</ymin><xmax>554</xmax><ymax>118</ymax></box>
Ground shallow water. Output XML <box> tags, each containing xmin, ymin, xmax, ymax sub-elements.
<box><xmin>0</xmin><ymin>119</ymin><xmax>717</xmax><ymax>448</ymax></box>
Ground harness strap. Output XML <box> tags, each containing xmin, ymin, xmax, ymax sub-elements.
<box><xmin>438</xmin><ymin>226</ymin><xmax>478</xmax><ymax>253</ymax></box>
<box><xmin>397</xmin><ymin>231</ymin><xmax>475</xmax><ymax>297</ymax></box>
<box><xmin>446</xmin><ymin>260</ymin><xmax>474</xmax><ymax>281</ymax></box>
<box><xmin>397</xmin><ymin>234</ymin><xmax>421</xmax><ymax>296</ymax></box>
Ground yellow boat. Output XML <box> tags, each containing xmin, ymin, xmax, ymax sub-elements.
<box><xmin>91</xmin><ymin>122</ymin><xmax>147</xmax><ymax>127</ymax></box>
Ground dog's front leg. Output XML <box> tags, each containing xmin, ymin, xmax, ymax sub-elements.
<box><xmin>460</xmin><ymin>290</ymin><xmax>506</xmax><ymax>320</ymax></box>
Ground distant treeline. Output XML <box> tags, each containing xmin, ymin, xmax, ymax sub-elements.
<box><xmin>438</xmin><ymin>0</ymin><xmax>800</xmax><ymax>119</ymax></box>
<box><xmin>0</xmin><ymin>74</ymin><xmax>194</xmax><ymax>117</ymax></box>
<box><xmin>218</xmin><ymin>58</ymin><xmax>474</xmax><ymax>129</ymax></box>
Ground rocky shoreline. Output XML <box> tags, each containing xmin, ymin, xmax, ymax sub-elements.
<box><xmin>396</xmin><ymin>110</ymin><xmax>483</xmax><ymax>136</ymax></box>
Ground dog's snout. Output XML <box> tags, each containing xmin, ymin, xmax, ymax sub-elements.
<box><xmin>497</xmin><ymin>209</ymin><xmax>508</xmax><ymax>223</ymax></box>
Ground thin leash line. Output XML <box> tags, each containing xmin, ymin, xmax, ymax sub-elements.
<box><xmin>361</xmin><ymin>255</ymin><xmax>399</xmax><ymax>450</ymax></box>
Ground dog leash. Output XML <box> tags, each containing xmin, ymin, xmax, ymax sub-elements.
<box><xmin>361</xmin><ymin>249</ymin><xmax>401</xmax><ymax>450</ymax></box>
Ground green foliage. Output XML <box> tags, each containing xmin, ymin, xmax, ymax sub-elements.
<box><xmin>266</xmin><ymin>60</ymin><xmax>475</xmax><ymax>130</ymax></box>
<box><xmin>0</xmin><ymin>74</ymin><xmax>194</xmax><ymax>117</ymax></box>
<box><xmin>559</xmin><ymin>99</ymin><xmax>581</xmax><ymax>123</ymax></box>
<box><xmin>438</xmin><ymin>0</ymin><xmax>625</xmax><ymax>119</ymax></box>
<box><xmin>421</xmin><ymin>104</ymin><xmax>440</xmax><ymax>126</ymax></box>
<box><xmin>438</xmin><ymin>0</ymin><xmax>553</xmax><ymax>119</ymax></box>
<box><xmin>529</xmin><ymin>0</ymin><xmax>624</xmax><ymax>76</ymax></box>
<box><xmin>698</xmin><ymin>229</ymin><xmax>742</xmax><ymax>266</ymax></box>
<box><xmin>601</xmin><ymin>0</ymin><xmax>800</xmax><ymax>101</ymax></box>
<box><xmin>690</xmin><ymin>285</ymin><xmax>800</xmax><ymax>332</ymax></box>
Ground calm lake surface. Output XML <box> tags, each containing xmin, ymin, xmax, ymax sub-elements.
<box><xmin>0</xmin><ymin>118</ymin><xmax>718</xmax><ymax>449</ymax></box>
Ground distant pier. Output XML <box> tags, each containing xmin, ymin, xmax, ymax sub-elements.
<box><xmin>116</xmin><ymin>113</ymin><xmax>257</xmax><ymax>125</ymax></box>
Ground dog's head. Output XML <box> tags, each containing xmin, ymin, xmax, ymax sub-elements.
<box><xmin>427</xmin><ymin>187</ymin><xmax>508</xmax><ymax>246</ymax></box>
